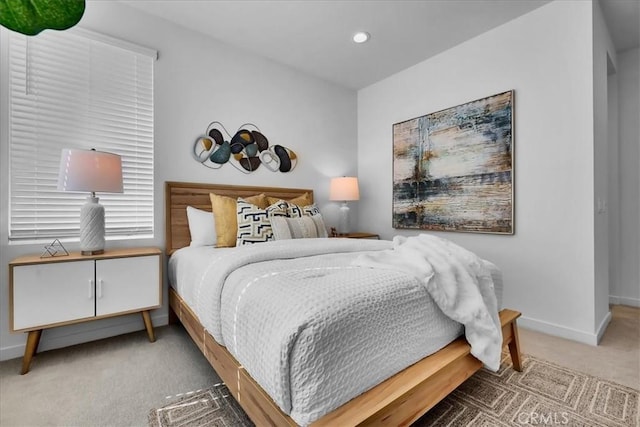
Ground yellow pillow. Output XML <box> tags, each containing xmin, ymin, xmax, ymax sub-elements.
<box><xmin>267</xmin><ymin>192</ymin><xmax>312</xmax><ymax>207</ymax></box>
<box><xmin>210</xmin><ymin>193</ymin><xmax>268</xmax><ymax>247</ymax></box>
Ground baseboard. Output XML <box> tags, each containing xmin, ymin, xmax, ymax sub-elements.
<box><xmin>595</xmin><ymin>310</ymin><xmax>612</xmax><ymax>344</ymax></box>
<box><xmin>609</xmin><ymin>295</ymin><xmax>640</xmax><ymax>307</ymax></box>
<box><xmin>0</xmin><ymin>313</ymin><xmax>168</xmax><ymax>362</ymax></box>
<box><xmin>518</xmin><ymin>315</ymin><xmax>599</xmax><ymax>346</ymax></box>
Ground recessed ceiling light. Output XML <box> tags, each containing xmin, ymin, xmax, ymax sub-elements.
<box><xmin>352</xmin><ymin>32</ymin><xmax>370</xmax><ymax>44</ymax></box>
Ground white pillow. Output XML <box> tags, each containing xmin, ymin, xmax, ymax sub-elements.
<box><xmin>186</xmin><ymin>206</ymin><xmax>217</xmax><ymax>246</ymax></box>
<box><xmin>271</xmin><ymin>214</ymin><xmax>328</xmax><ymax>240</ymax></box>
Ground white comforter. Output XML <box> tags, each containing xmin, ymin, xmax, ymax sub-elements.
<box><xmin>352</xmin><ymin>234</ymin><xmax>502</xmax><ymax>371</ymax></box>
<box><xmin>169</xmin><ymin>237</ymin><xmax>502</xmax><ymax>426</ymax></box>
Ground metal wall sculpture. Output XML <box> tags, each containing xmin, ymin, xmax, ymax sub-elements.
<box><xmin>393</xmin><ymin>90</ymin><xmax>514</xmax><ymax>234</ymax></box>
<box><xmin>193</xmin><ymin>122</ymin><xmax>297</xmax><ymax>174</ymax></box>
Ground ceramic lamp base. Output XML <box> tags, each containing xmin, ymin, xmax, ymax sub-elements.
<box><xmin>337</xmin><ymin>202</ymin><xmax>350</xmax><ymax>234</ymax></box>
<box><xmin>81</xmin><ymin>250</ymin><xmax>104</xmax><ymax>256</ymax></box>
<box><xmin>80</xmin><ymin>196</ymin><xmax>105</xmax><ymax>255</ymax></box>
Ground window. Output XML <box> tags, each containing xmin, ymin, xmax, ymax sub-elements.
<box><xmin>6</xmin><ymin>28</ymin><xmax>156</xmax><ymax>242</ymax></box>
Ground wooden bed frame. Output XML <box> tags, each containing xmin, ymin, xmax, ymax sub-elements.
<box><xmin>165</xmin><ymin>181</ymin><xmax>523</xmax><ymax>426</ymax></box>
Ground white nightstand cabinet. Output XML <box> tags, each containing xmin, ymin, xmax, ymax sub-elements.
<box><xmin>9</xmin><ymin>247</ymin><xmax>162</xmax><ymax>374</ymax></box>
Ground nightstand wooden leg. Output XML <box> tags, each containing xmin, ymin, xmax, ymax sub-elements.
<box><xmin>141</xmin><ymin>311</ymin><xmax>156</xmax><ymax>343</ymax></box>
<box><xmin>21</xmin><ymin>329</ymin><xmax>42</xmax><ymax>375</ymax></box>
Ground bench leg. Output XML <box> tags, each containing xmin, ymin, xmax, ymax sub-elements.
<box><xmin>508</xmin><ymin>320</ymin><xmax>523</xmax><ymax>372</ymax></box>
<box><xmin>499</xmin><ymin>309</ymin><xmax>523</xmax><ymax>372</ymax></box>
<box><xmin>21</xmin><ymin>329</ymin><xmax>42</xmax><ymax>375</ymax></box>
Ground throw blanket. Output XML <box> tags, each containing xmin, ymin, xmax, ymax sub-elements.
<box><xmin>352</xmin><ymin>234</ymin><xmax>502</xmax><ymax>371</ymax></box>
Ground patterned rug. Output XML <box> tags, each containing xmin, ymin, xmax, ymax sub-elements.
<box><xmin>148</xmin><ymin>355</ymin><xmax>639</xmax><ymax>427</ymax></box>
<box><xmin>415</xmin><ymin>354</ymin><xmax>639</xmax><ymax>426</ymax></box>
<box><xmin>148</xmin><ymin>383</ymin><xmax>252</xmax><ymax>427</ymax></box>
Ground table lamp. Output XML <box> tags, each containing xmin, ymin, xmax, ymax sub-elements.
<box><xmin>329</xmin><ymin>176</ymin><xmax>359</xmax><ymax>235</ymax></box>
<box><xmin>57</xmin><ymin>148</ymin><xmax>123</xmax><ymax>255</ymax></box>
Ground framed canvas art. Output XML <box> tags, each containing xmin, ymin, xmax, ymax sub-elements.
<box><xmin>393</xmin><ymin>90</ymin><xmax>514</xmax><ymax>234</ymax></box>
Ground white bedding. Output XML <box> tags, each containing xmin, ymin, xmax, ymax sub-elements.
<box><xmin>168</xmin><ymin>238</ymin><xmax>504</xmax><ymax>426</ymax></box>
<box><xmin>352</xmin><ymin>234</ymin><xmax>502</xmax><ymax>371</ymax></box>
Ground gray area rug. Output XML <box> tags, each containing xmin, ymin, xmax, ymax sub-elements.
<box><xmin>148</xmin><ymin>354</ymin><xmax>639</xmax><ymax>426</ymax></box>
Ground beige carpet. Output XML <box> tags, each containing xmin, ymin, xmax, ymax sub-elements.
<box><xmin>520</xmin><ymin>305</ymin><xmax>640</xmax><ymax>390</ymax></box>
<box><xmin>148</xmin><ymin>353</ymin><xmax>639</xmax><ymax>427</ymax></box>
<box><xmin>0</xmin><ymin>326</ymin><xmax>219</xmax><ymax>427</ymax></box>
<box><xmin>2</xmin><ymin>306</ymin><xmax>637</xmax><ymax>426</ymax></box>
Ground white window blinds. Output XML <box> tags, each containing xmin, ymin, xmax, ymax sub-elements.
<box><xmin>7</xmin><ymin>28</ymin><xmax>156</xmax><ymax>242</ymax></box>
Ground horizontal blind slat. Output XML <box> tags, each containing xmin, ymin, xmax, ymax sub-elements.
<box><xmin>8</xmin><ymin>30</ymin><xmax>155</xmax><ymax>241</ymax></box>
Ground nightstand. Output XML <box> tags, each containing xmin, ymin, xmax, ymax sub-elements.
<box><xmin>9</xmin><ymin>247</ymin><xmax>162</xmax><ymax>374</ymax></box>
<box><xmin>331</xmin><ymin>232</ymin><xmax>380</xmax><ymax>239</ymax></box>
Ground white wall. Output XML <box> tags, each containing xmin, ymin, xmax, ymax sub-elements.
<box><xmin>608</xmin><ymin>69</ymin><xmax>621</xmax><ymax>307</ymax></box>
<box><xmin>592</xmin><ymin>0</ymin><xmax>617</xmax><ymax>338</ymax></box>
<box><xmin>358</xmin><ymin>0</ymin><xmax>602</xmax><ymax>343</ymax></box>
<box><xmin>1</xmin><ymin>0</ymin><xmax>633</xmax><ymax>361</ymax></box>
<box><xmin>0</xmin><ymin>1</ymin><xmax>357</xmax><ymax>360</ymax></box>
<box><xmin>614</xmin><ymin>47</ymin><xmax>640</xmax><ymax>306</ymax></box>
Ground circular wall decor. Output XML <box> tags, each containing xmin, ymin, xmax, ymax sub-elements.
<box><xmin>192</xmin><ymin>122</ymin><xmax>297</xmax><ymax>174</ymax></box>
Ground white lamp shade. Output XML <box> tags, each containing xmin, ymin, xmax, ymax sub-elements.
<box><xmin>329</xmin><ymin>177</ymin><xmax>360</xmax><ymax>201</ymax></box>
<box><xmin>58</xmin><ymin>148</ymin><xmax>123</xmax><ymax>193</ymax></box>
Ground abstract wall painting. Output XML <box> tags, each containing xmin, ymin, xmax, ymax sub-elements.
<box><xmin>393</xmin><ymin>90</ymin><xmax>514</xmax><ymax>234</ymax></box>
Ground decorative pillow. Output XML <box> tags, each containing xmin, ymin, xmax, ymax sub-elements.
<box><xmin>236</xmin><ymin>199</ymin><xmax>288</xmax><ymax>245</ymax></box>
<box><xmin>267</xmin><ymin>192</ymin><xmax>312</xmax><ymax>207</ymax></box>
<box><xmin>186</xmin><ymin>206</ymin><xmax>217</xmax><ymax>246</ymax></box>
<box><xmin>286</xmin><ymin>202</ymin><xmax>322</xmax><ymax>218</ymax></box>
<box><xmin>210</xmin><ymin>193</ymin><xmax>268</xmax><ymax>247</ymax></box>
<box><xmin>271</xmin><ymin>214</ymin><xmax>328</xmax><ymax>240</ymax></box>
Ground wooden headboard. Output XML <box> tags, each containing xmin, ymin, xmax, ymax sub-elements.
<box><xmin>165</xmin><ymin>181</ymin><xmax>314</xmax><ymax>255</ymax></box>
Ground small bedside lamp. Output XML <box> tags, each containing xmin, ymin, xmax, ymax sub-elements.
<box><xmin>329</xmin><ymin>176</ymin><xmax>359</xmax><ymax>234</ymax></box>
<box><xmin>58</xmin><ymin>148</ymin><xmax>123</xmax><ymax>255</ymax></box>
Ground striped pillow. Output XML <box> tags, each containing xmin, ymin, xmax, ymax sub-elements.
<box><xmin>271</xmin><ymin>214</ymin><xmax>328</xmax><ymax>240</ymax></box>
<box><xmin>236</xmin><ymin>199</ymin><xmax>288</xmax><ymax>245</ymax></box>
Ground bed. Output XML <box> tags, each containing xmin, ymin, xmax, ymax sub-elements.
<box><xmin>165</xmin><ymin>180</ymin><xmax>522</xmax><ymax>426</ymax></box>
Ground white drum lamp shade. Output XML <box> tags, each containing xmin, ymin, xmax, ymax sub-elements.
<box><xmin>329</xmin><ymin>177</ymin><xmax>360</xmax><ymax>234</ymax></box>
<box><xmin>58</xmin><ymin>149</ymin><xmax>123</xmax><ymax>255</ymax></box>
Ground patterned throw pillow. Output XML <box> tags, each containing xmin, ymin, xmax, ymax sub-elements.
<box><xmin>277</xmin><ymin>201</ymin><xmax>322</xmax><ymax>218</ymax></box>
<box><xmin>271</xmin><ymin>214</ymin><xmax>329</xmax><ymax>240</ymax></box>
<box><xmin>236</xmin><ymin>199</ymin><xmax>288</xmax><ymax>245</ymax></box>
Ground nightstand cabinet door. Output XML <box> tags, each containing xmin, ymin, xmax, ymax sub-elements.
<box><xmin>12</xmin><ymin>261</ymin><xmax>95</xmax><ymax>330</ymax></box>
<box><xmin>95</xmin><ymin>255</ymin><xmax>160</xmax><ymax>316</ymax></box>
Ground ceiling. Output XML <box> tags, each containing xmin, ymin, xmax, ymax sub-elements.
<box><xmin>120</xmin><ymin>0</ymin><xmax>639</xmax><ymax>90</ymax></box>
<box><xmin>599</xmin><ymin>0</ymin><xmax>640</xmax><ymax>53</ymax></box>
